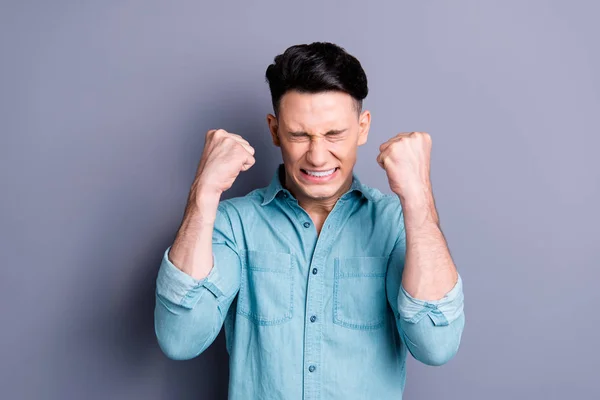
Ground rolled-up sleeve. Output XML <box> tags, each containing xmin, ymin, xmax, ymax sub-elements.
<box><xmin>386</xmin><ymin>232</ymin><xmax>466</xmax><ymax>367</ymax></box>
<box><xmin>397</xmin><ymin>274</ymin><xmax>464</xmax><ymax>326</ymax></box>
<box><xmin>154</xmin><ymin>202</ymin><xmax>241</xmax><ymax>360</ymax></box>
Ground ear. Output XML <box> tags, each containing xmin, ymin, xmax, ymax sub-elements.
<box><xmin>267</xmin><ymin>114</ymin><xmax>280</xmax><ymax>147</ymax></box>
<box><xmin>357</xmin><ymin>110</ymin><xmax>371</xmax><ymax>146</ymax></box>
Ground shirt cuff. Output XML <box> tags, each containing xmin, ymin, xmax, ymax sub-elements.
<box><xmin>397</xmin><ymin>273</ymin><xmax>464</xmax><ymax>326</ymax></box>
<box><xmin>156</xmin><ymin>245</ymin><xmax>225</xmax><ymax>309</ymax></box>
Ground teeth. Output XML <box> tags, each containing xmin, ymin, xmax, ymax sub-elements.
<box><xmin>306</xmin><ymin>168</ymin><xmax>336</xmax><ymax>177</ymax></box>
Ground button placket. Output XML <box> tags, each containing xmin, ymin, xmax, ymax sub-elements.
<box><xmin>302</xmin><ymin>199</ymin><xmax>347</xmax><ymax>396</ymax></box>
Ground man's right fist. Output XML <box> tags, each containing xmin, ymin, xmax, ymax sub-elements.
<box><xmin>193</xmin><ymin>129</ymin><xmax>255</xmax><ymax>196</ymax></box>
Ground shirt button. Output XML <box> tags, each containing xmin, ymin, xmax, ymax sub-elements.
<box><xmin>310</xmin><ymin>315</ymin><xmax>316</xmax><ymax>322</ymax></box>
<box><xmin>312</xmin><ymin>268</ymin><xmax>318</xmax><ymax>275</ymax></box>
<box><xmin>308</xmin><ymin>365</ymin><xmax>316</xmax><ymax>372</ymax></box>
<box><xmin>303</xmin><ymin>222</ymin><xmax>311</xmax><ymax>228</ymax></box>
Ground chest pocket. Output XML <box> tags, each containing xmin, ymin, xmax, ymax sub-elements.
<box><xmin>237</xmin><ymin>249</ymin><xmax>294</xmax><ymax>326</ymax></box>
<box><xmin>333</xmin><ymin>256</ymin><xmax>390</xmax><ymax>330</ymax></box>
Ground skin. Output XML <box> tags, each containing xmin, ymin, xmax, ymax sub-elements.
<box><xmin>266</xmin><ymin>90</ymin><xmax>371</xmax><ymax>233</ymax></box>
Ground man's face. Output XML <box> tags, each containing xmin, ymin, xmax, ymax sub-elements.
<box><xmin>267</xmin><ymin>90</ymin><xmax>371</xmax><ymax>204</ymax></box>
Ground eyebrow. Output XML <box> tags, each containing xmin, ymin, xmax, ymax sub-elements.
<box><xmin>288</xmin><ymin>129</ymin><xmax>348</xmax><ymax>136</ymax></box>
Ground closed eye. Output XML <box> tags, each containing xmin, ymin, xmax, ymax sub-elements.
<box><xmin>287</xmin><ymin>129</ymin><xmax>348</xmax><ymax>141</ymax></box>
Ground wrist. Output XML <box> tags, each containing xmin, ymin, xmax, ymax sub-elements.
<box><xmin>185</xmin><ymin>187</ymin><xmax>221</xmax><ymax>226</ymax></box>
<box><xmin>395</xmin><ymin>186</ymin><xmax>431</xmax><ymax>207</ymax></box>
<box><xmin>190</xmin><ymin>182</ymin><xmax>222</xmax><ymax>206</ymax></box>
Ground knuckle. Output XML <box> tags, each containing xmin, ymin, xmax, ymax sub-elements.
<box><xmin>235</xmin><ymin>141</ymin><xmax>248</xmax><ymax>153</ymax></box>
<box><xmin>227</xmin><ymin>134</ymin><xmax>241</xmax><ymax>144</ymax></box>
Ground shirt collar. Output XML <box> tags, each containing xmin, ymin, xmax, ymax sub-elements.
<box><xmin>261</xmin><ymin>164</ymin><xmax>374</xmax><ymax>206</ymax></box>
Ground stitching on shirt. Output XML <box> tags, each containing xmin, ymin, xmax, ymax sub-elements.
<box><xmin>237</xmin><ymin>250</ymin><xmax>294</xmax><ymax>326</ymax></box>
<box><xmin>333</xmin><ymin>257</ymin><xmax>387</xmax><ymax>331</ymax></box>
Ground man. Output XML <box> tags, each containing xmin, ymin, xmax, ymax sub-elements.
<box><xmin>154</xmin><ymin>42</ymin><xmax>465</xmax><ymax>399</ymax></box>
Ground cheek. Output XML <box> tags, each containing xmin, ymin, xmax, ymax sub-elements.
<box><xmin>330</xmin><ymin>141</ymin><xmax>356</xmax><ymax>160</ymax></box>
<box><xmin>280</xmin><ymin>143</ymin><xmax>307</xmax><ymax>163</ymax></box>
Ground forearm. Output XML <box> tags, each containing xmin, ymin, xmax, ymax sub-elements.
<box><xmin>155</xmin><ymin>196</ymin><xmax>242</xmax><ymax>360</ymax></box>
<box><xmin>398</xmin><ymin>189</ymin><xmax>458</xmax><ymax>301</ymax></box>
<box><xmin>392</xmin><ymin>189</ymin><xmax>465</xmax><ymax>366</ymax></box>
<box><xmin>169</xmin><ymin>187</ymin><xmax>221</xmax><ymax>280</ymax></box>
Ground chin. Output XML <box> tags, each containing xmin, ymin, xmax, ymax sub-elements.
<box><xmin>299</xmin><ymin>183</ymin><xmax>341</xmax><ymax>201</ymax></box>
<box><xmin>305</xmin><ymin>190</ymin><xmax>336</xmax><ymax>200</ymax></box>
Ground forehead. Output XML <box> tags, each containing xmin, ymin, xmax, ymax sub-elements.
<box><xmin>278</xmin><ymin>91</ymin><xmax>356</xmax><ymax>132</ymax></box>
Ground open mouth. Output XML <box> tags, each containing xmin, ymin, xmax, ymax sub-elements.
<box><xmin>300</xmin><ymin>167</ymin><xmax>339</xmax><ymax>181</ymax></box>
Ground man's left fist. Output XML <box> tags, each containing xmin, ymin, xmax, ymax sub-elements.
<box><xmin>376</xmin><ymin>131</ymin><xmax>432</xmax><ymax>198</ymax></box>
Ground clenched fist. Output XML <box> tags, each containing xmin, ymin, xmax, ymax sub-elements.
<box><xmin>193</xmin><ymin>129</ymin><xmax>256</xmax><ymax>197</ymax></box>
<box><xmin>376</xmin><ymin>131</ymin><xmax>432</xmax><ymax>199</ymax></box>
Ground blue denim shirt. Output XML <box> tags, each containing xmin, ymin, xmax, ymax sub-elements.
<box><xmin>155</xmin><ymin>164</ymin><xmax>465</xmax><ymax>399</ymax></box>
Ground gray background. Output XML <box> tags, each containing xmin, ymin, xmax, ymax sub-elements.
<box><xmin>1</xmin><ymin>1</ymin><xmax>598</xmax><ymax>399</ymax></box>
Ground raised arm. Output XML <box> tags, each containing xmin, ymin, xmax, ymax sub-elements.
<box><xmin>379</xmin><ymin>131</ymin><xmax>465</xmax><ymax>366</ymax></box>
<box><xmin>154</xmin><ymin>129</ymin><xmax>255</xmax><ymax>360</ymax></box>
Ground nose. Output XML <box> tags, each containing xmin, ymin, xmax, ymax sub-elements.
<box><xmin>305</xmin><ymin>137</ymin><xmax>329</xmax><ymax>167</ymax></box>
